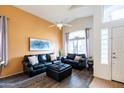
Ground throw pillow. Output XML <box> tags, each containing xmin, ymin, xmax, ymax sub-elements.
<box><xmin>42</xmin><ymin>55</ymin><xmax>47</xmax><ymax>62</ymax></box>
<box><xmin>74</xmin><ymin>56</ymin><xmax>82</xmax><ymax>61</ymax></box>
<box><xmin>50</xmin><ymin>54</ymin><xmax>57</xmax><ymax>61</ymax></box>
<box><xmin>28</xmin><ymin>56</ymin><xmax>39</xmax><ymax>65</ymax></box>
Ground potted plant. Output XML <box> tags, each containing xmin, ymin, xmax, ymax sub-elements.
<box><xmin>87</xmin><ymin>56</ymin><xmax>94</xmax><ymax>71</ymax></box>
<box><xmin>88</xmin><ymin>56</ymin><xmax>93</xmax><ymax>64</ymax></box>
<box><xmin>58</xmin><ymin>50</ymin><xmax>62</xmax><ymax>57</ymax></box>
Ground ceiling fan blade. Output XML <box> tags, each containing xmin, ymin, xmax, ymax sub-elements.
<box><xmin>63</xmin><ymin>24</ymin><xmax>72</xmax><ymax>27</ymax></box>
<box><xmin>48</xmin><ymin>25</ymin><xmax>56</xmax><ymax>28</ymax></box>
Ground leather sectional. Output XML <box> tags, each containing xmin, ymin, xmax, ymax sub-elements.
<box><xmin>61</xmin><ymin>54</ymin><xmax>87</xmax><ymax>70</ymax></box>
<box><xmin>23</xmin><ymin>53</ymin><xmax>54</xmax><ymax>77</ymax></box>
<box><xmin>23</xmin><ymin>53</ymin><xmax>87</xmax><ymax>77</ymax></box>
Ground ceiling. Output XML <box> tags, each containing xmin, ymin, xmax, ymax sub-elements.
<box><xmin>15</xmin><ymin>5</ymin><xmax>95</xmax><ymax>24</ymax></box>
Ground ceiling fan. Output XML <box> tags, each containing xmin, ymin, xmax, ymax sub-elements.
<box><xmin>49</xmin><ymin>21</ymin><xmax>72</xmax><ymax>30</ymax></box>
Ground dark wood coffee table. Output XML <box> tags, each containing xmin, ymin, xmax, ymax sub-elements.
<box><xmin>46</xmin><ymin>63</ymin><xmax>72</xmax><ymax>82</ymax></box>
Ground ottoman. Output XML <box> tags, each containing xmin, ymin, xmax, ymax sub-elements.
<box><xmin>46</xmin><ymin>63</ymin><xmax>72</xmax><ymax>82</ymax></box>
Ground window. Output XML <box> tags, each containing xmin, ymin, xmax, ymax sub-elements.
<box><xmin>101</xmin><ymin>28</ymin><xmax>108</xmax><ymax>64</ymax></box>
<box><xmin>103</xmin><ymin>5</ymin><xmax>124</xmax><ymax>22</ymax></box>
<box><xmin>67</xmin><ymin>30</ymin><xmax>86</xmax><ymax>54</ymax></box>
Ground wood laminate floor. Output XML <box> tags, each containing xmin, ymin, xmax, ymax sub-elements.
<box><xmin>0</xmin><ymin>69</ymin><xmax>93</xmax><ymax>88</ymax></box>
<box><xmin>89</xmin><ymin>77</ymin><xmax>124</xmax><ymax>88</ymax></box>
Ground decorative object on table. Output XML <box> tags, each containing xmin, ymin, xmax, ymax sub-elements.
<box><xmin>87</xmin><ymin>56</ymin><xmax>94</xmax><ymax>71</ymax></box>
<box><xmin>30</xmin><ymin>38</ymin><xmax>51</xmax><ymax>51</ymax></box>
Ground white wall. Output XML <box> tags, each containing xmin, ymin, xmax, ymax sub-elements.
<box><xmin>93</xmin><ymin>5</ymin><xmax>124</xmax><ymax>80</ymax></box>
<box><xmin>93</xmin><ymin>6</ymin><xmax>111</xmax><ymax>80</ymax></box>
<box><xmin>62</xmin><ymin>16</ymin><xmax>93</xmax><ymax>56</ymax></box>
<box><xmin>63</xmin><ymin>5</ymin><xmax>124</xmax><ymax>80</ymax></box>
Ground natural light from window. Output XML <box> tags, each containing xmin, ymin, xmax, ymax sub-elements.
<box><xmin>103</xmin><ymin>5</ymin><xmax>124</xmax><ymax>22</ymax></box>
<box><xmin>101</xmin><ymin>28</ymin><xmax>108</xmax><ymax>64</ymax></box>
<box><xmin>68</xmin><ymin>30</ymin><xmax>86</xmax><ymax>54</ymax></box>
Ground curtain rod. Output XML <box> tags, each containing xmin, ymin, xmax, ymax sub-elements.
<box><xmin>0</xmin><ymin>16</ymin><xmax>9</xmax><ymax>20</ymax></box>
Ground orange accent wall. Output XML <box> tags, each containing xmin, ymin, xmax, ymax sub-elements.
<box><xmin>0</xmin><ymin>6</ymin><xmax>62</xmax><ymax>78</ymax></box>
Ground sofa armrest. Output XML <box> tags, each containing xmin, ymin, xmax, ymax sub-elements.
<box><xmin>23</xmin><ymin>61</ymin><xmax>32</xmax><ymax>67</ymax></box>
<box><xmin>78</xmin><ymin>58</ymin><xmax>87</xmax><ymax>67</ymax></box>
<box><xmin>79</xmin><ymin>58</ymin><xmax>87</xmax><ymax>62</ymax></box>
<box><xmin>23</xmin><ymin>61</ymin><xmax>34</xmax><ymax>73</ymax></box>
<box><xmin>28</xmin><ymin>66</ymin><xmax>34</xmax><ymax>72</ymax></box>
<box><xmin>61</xmin><ymin>56</ymin><xmax>67</xmax><ymax>62</ymax></box>
<box><xmin>62</xmin><ymin>56</ymin><xmax>67</xmax><ymax>59</ymax></box>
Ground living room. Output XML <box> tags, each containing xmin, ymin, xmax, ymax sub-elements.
<box><xmin>0</xmin><ymin>5</ymin><xmax>124</xmax><ymax>88</ymax></box>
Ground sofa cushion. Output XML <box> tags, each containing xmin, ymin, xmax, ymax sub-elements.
<box><xmin>63</xmin><ymin>59</ymin><xmax>78</xmax><ymax>65</ymax></box>
<box><xmin>42</xmin><ymin>55</ymin><xmax>47</xmax><ymax>61</ymax></box>
<box><xmin>44</xmin><ymin>62</ymin><xmax>53</xmax><ymax>66</ymax></box>
<box><xmin>28</xmin><ymin>56</ymin><xmax>39</xmax><ymax>65</ymax></box>
<box><xmin>74</xmin><ymin>56</ymin><xmax>82</xmax><ymax>61</ymax></box>
<box><xmin>46</xmin><ymin>53</ymin><xmax>54</xmax><ymax>61</ymax></box>
<box><xmin>50</xmin><ymin>54</ymin><xmax>57</xmax><ymax>61</ymax></box>
<box><xmin>38</xmin><ymin>54</ymin><xmax>48</xmax><ymax>62</ymax></box>
<box><xmin>24</xmin><ymin>55</ymin><xmax>35</xmax><ymax>62</ymax></box>
<box><xmin>76</xmin><ymin>54</ymin><xmax>86</xmax><ymax>58</ymax></box>
<box><xmin>67</xmin><ymin>54</ymin><xmax>76</xmax><ymax>60</ymax></box>
<box><xmin>38</xmin><ymin>54</ymin><xmax>43</xmax><ymax>62</ymax></box>
<box><xmin>33</xmin><ymin>63</ymin><xmax>45</xmax><ymax>70</ymax></box>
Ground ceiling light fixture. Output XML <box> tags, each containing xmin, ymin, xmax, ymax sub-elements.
<box><xmin>57</xmin><ymin>23</ymin><xmax>63</xmax><ymax>30</ymax></box>
<box><xmin>49</xmin><ymin>21</ymin><xmax>72</xmax><ymax>30</ymax></box>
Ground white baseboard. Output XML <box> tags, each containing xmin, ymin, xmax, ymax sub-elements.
<box><xmin>93</xmin><ymin>74</ymin><xmax>111</xmax><ymax>81</ymax></box>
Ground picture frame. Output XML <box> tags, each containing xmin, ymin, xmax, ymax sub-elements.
<box><xmin>29</xmin><ymin>38</ymin><xmax>51</xmax><ymax>51</ymax></box>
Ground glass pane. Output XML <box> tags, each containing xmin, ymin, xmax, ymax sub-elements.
<box><xmin>101</xmin><ymin>28</ymin><xmax>108</xmax><ymax>64</ymax></box>
<box><xmin>101</xmin><ymin>35</ymin><xmax>108</xmax><ymax>39</ymax></box>
<box><xmin>79</xmin><ymin>39</ymin><xmax>86</xmax><ymax>54</ymax></box>
<box><xmin>69</xmin><ymin>30</ymin><xmax>85</xmax><ymax>39</ymax></box>
<box><xmin>73</xmin><ymin>40</ymin><xmax>78</xmax><ymax>54</ymax></box>
<box><xmin>103</xmin><ymin>5</ymin><xmax>124</xmax><ymax>22</ymax></box>
<box><xmin>68</xmin><ymin>30</ymin><xmax>86</xmax><ymax>54</ymax></box>
<box><xmin>68</xmin><ymin>41</ymin><xmax>74</xmax><ymax>53</ymax></box>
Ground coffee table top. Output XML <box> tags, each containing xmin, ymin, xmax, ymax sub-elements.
<box><xmin>54</xmin><ymin>60</ymin><xmax>61</xmax><ymax>64</ymax></box>
<box><xmin>47</xmin><ymin>63</ymin><xmax>71</xmax><ymax>71</ymax></box>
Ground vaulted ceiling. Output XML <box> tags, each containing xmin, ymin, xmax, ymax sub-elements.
<box><xmin>16</xmin><ymin>5</ymin><xmax>95</xmax><ymax>24</ymax></box>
